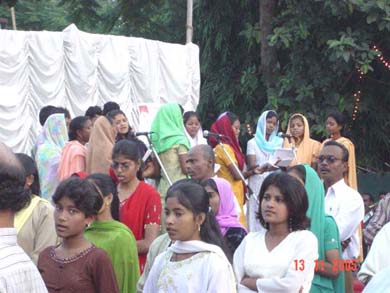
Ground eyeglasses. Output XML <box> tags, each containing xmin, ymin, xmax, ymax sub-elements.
<box><xmin>317</xmin><ymin>155</ymin><xmax>343</xmax><ymax>164</ymax></box>
<box><xmin>111</xmin><ymin>161</ymin><xmax>131</xmax><ymax>170</ymax></box>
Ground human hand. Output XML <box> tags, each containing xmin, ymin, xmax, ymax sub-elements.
<box><xmin>241</xmin><ymin>276</ymin><xmax>258</xmax><ymax>291</ymax></box>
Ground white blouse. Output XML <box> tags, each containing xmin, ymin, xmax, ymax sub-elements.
<box><xmin>144</xmin><ymin>250</ymin><xmax>236</xmax><ymax>293</ymax></box>
<box><xmin>233</xmin><ymin>230</ymin><xmax>318</xmax><ymax>293</ymax></box>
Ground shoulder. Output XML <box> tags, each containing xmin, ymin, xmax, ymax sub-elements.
<box><xmin>139</xmin><ymin>182</ymin><xmax>160</xmax><ymax>195</ymax></box>
<box><xmin>88</xmin><ymin>246</ymin><xmax>111</xmax><ymax>262</ymax></box>
<box><xmin>292</xmin><ymin>230</ymin><xmax>318</xmax><ymax>244</ymax></box>
<box><xmin>35</xmin><ymin>198</ymin><xmax>54</xmax><ymax>212</ymax></box>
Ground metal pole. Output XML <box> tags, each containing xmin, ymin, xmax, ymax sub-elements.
<box><xmin>186</xmin><ymin>0</ymin><xmax>193</xmax><ymax>43</ymax></box>
<box><xmin>10</xmin><ymin>7</ymin><xmax>17</xmax><ymax>30</ymax></box>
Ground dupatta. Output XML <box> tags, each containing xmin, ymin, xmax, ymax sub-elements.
<box><xmin>283</xmin><ymin>113</ymin><xmax>321</xmax><ymax>166</ymax></box>
<box><xmin>254</xmin><ymin>110</ymin><xmax>283</xmax><ymax>154</ymax></box>
<box><xmin>150</xmin><ymin>103</ymin><xmax>190</xmax><ymax>154</ymax></box>
<box><xmin>86</xmin><ymin>116</ymin><xmax>116</xmax><ymax>174</ymax></box>
<box><xmin>35</xmin><ymin>113</ymin><xmax>68</xmax><ymax>200</ymax></box>
<box><xmin>303</xmin><ymin>164</ymin><xmax>344</xmax><ymax>292</ymax></box>
<box><xmin>209</xmin><ymin>113</ymin><xmax>245</xmax><ymax>170</ymax></box>
<box><xmin>213</xmin><ymin>177</ymin><xmax>246</xmax><ymax>236</ymax></box>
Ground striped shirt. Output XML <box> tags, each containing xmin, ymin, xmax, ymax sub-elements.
<box><xmin>0</xmin><ymin>228</ymin><xmax>47</xmax><ymax>293</ymax></box>
<box><xmin>364</xmin><ymin>195</ymin><xmax>390</xmax><ymax>246</ymax></box>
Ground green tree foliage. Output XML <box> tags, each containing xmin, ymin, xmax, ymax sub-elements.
<box><xmin>1</xmin><ymin>0</ymin><xmax>390</xmax><ymax>169</ymax></box>
<box><xmin>0</xmin><ymin>0</ymin><xmax>67</xmax><ymax>31</ymax></box>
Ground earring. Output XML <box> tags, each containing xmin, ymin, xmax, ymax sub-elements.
<box><xmin>289</xmin><ymin>217</ymin><xmax>293</xmax><ymax>232</ymax></box>
<box><xmin>197</xmin><ymin>223</ymin><xmax>201</xmax><ymax>232</ymax></box>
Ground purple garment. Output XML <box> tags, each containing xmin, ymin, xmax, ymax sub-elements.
<box><xmin>213</xmin><ymin>177</ymin><xmax>247</xmax><ymax>236</ymax></box>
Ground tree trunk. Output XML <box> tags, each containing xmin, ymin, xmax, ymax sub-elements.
<box><xmin>259</xmin><ymin>0</ymin><xmax>277</xmax><ymax>88</ymax></box>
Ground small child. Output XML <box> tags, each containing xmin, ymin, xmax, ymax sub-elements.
<box><xmin>38</xmin><ymin>177</ymin><xmax>119</xmax><ymax>293</ymax></box>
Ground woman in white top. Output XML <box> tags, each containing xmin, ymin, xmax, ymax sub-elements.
<box><xmin>246</xmin><ymin>110</ymin><xmax>283</xmax><ymax>231</ymax></box>
<box><xmin>233</xmin><ymin>172</ymin><xmax>318</xmax><ymax>292</ymax></box>
<box><xmin>183</xmin><ymin>111</ymin><xmax>207</xmax><ymax>147</ymax></box>
<box><xmin>144</xmin><ymin>179</ymin><xmax>236</xmax><ymax>293</ymax></box>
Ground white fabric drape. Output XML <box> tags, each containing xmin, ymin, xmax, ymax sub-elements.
<box><xmin>0</xmin><ymin>24</ymin><xmax>200</xmax><ymax>154</ymax></box>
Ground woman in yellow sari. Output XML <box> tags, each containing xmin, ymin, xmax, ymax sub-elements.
<box><xmin>322</xmin><ymin>112</ymin><xmax>357</xmax><ymax>190</ymax></box>
<box><xmin>283</xmin><ymin>113</ymin><xmax>321</xmax><ymax>168</ymax></box>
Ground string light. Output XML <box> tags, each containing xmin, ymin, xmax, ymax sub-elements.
<box><xmin>351</xmin><ymin>45</ymin><xmax>388</xmax><ymax>122</ymax></box>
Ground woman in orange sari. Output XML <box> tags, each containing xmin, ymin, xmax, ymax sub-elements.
<box><xmin>209</xmin><ymin>112</ymin><xmax>248</xmax><ymax>227</ymax></box>
<box><xmin>322</xmin><ymin>112</ymin><xmax>357</xmax><ymax>190</ymax></box>
<box><xmin>283</xmin><ymin>113</ymin><xmax>321</xmax><ymax>168</ymax></box>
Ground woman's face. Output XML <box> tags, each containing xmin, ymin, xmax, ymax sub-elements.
<box><xmin>289</xmin><ymin>117</ymin><xmax>305</xmax><ymax>139</ymax></box>
<box><xmin>54</xmin><ymin>196</ymin><xmax>92</xmax><ymax>239</ymax></box>
<box><xmin>204</xmin><ymin>186</ymin><xmax>220</xmax><ymax>215</ymax></box>
<box><xmin>325</xmin><ymin>117</ymin><xmax>342</xmax><ymax>135</ymax></box>
<box><xmin>112</xmin><ymin>154</ymin><xmax>140</xmax><ymax>183</ymax></box>
<box><xmin>165</xmin><ymin>197</ymin><xmax>204</xmax><ymax>241</ymax></box>
<box><xmin>261</xmin><ymin>185</ymin><xmax>289</xmax><ymax>226</ymax></box>
<box><xmin>79</xmin><ymin>119</ymin><xmax>92</xmax><ymax>143</ymax></box>
<box><xmin>265</xmin><ymin>116</ymin><xmax>278</xmax><ymax>136</ymax></box>
<box><xmin>185</xmin><ymin>116</ymin><xmax>201</xmax><ymax>138</ymax></box>
<box><xmin>114</xmin><ymin>114</ymin><xmax>129</xmax><ymax>135</ymax></box>
<box><xmin>231</xmin><ymin>119</ymin><xmax>241</xmax><ymax>139</ymax></box>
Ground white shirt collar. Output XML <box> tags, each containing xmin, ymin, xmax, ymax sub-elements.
<box><xmin>0</xmin><ymin>228</ymin><xmax>18</xmax><ymax>246</ymax></box>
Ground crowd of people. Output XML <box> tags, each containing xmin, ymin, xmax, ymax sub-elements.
<box><xmin>0</xmin><ymin>102</ymin><xmax>389</xmax><ymax>293</ymax></box>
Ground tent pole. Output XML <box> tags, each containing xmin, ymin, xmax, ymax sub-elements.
<box><xmin>186</xmin><ymin>0</ymin><xmax>193</xmax><ymax>44</ymax></box>
<box><xmin>10</xmin><ymin>7</ymin><xmax>17</xmax><ymax>30</ymax></box>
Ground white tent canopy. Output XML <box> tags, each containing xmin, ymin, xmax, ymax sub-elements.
<box><xmin>0</xmin><ymin>24</ymin><xmax>200</xmax><ymax>154</ymax></box>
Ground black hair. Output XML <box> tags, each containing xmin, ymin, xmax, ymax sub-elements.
<box><xmin>57</xmin><ymin>107</ymin><xmax>71</xmax><ymax>120</ymax></box>
<box><xmin>0</xmin><ymin>158</ymin><xmax>30</xmax><ymax>212</ymax></box>
<box><xmin>106</xmin><ymin>109</ymin><xmax>133</xmax><ymax>137</ymax></box>
<box><xmin>323</xmin><ymin>140</ymin><xmax>349</xmax><ymax>162</ymax></box>
<box><xmin>257</xmin><ymin>172</ymin><xmax>310</xmax><ymax>231</ymax></box>
<box><xmin>52</xmin><ymin>177</ymin><xmax>103</xmax><ymax>217</ymax></box>
<box><xmin>226</xmin><ymin>111</ymin><xmax>239</xmax><ymax>125</ymax></box>
<box><xmin>39</xmin><ymin>106</ymin><xmax>70</xmax><ymax>126</ymax></box>
<box><xmin>39</xmin><ymin>105</ymin><xmax>57</xmax><ymax>126</ymax></box>
<box><xmin>362</xmin><ymin>192</ymin><xmax>374</xmax><ymax>202</ymax></box>
<box><xmin>102</xmin><ymin>101</ymin><xmax>120</xmax><ymax>116</ymax></box>
<box><xmin>15</xmin><ymin>153</ymin><xmax>40</xmax><ymax>196</ymax></box>
<box><xmin>183</xmin><ymin>111</ymin><xmax>201</xmax><ymax>124</ymax></box>
<box><xmin>266</xmin><ymin>110</ymin><xmax>278</xmax><ymax>120</ymax></box>
<box><xmin>69</xmin><ymin>116</ymin><xmax>90</xmax><ymax>141</ymax></box>
<box><xmin>287</xmin><ymin>165</ymin><xmax>306</xmax><ymax>185</ymax></box>
<box><xmin>200</xmin><ymin>178</ymin><xmax>219</xmax><ymax>194</ymax></box>
<box><xmin>85</xmin><ymin>106</ymin><xmax>102</xmax><ymax>119</ymax></box>
<box><xmin>166</xmin><ymin>179</ymin><xmax>232</xmax><ymax>261</ymax></box>
<box><xmin>87</xmin><ymin>173</ymin><xmax>120</xmax><ymax>221</ymax></box>
<box><xmin>327</xmin><ymin>111</ymin><xmax>345</xmax><ymax>128</ymax></box>
<box><xmin>112</xmin><ymin>140</ymin><xmax>141</xmax><ymax>162</ymax></box>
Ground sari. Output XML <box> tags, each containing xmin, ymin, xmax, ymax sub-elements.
<box><xmin>302</xmin><ymin>164</ymin><xmax>345</xmax><ymax>293</ymax></box>
<box><xmin>85</xmin><ymin>220</ymin><xmax>140</xmax><ymax>293</ymax></box>
<box><xmin>35</xmin><ymin>113</ymin><xmax>68</xmax><ymax>200</ymax></box>
<box><xmin>57</xmin><ymin>140</ymin><xmax>86</xmax><ymax>180</ymax></box>
<box><xmin>119</xmin><ymin>181</ymin><xmax>162</xmax><ymax>273</ymax></box>
<box><xmin>283</xmin><ymin>113</ymin><xmax>321</xmax><ymax>166</ymax></box>
<box><xmin>86</xmin><ymin>116</ymin><xmax>116</xmax><ymax>174</ymax></box>
<box><xmin>211</xmin><ymin>113</ymin><xmax>246</xmax><ymax>226</ymax></box>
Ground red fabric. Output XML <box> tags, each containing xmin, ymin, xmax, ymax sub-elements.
<box><xmin>119</xmin><ymin>181</ymin><xmax>161</xmax><ymax>273</ymax></box>
<box><xmin>210</xmin><ymin>113</ymin><xmax>245</xmax><ymax>170</ymax></box>
<box><xmin>71</xmin><ymin>171</ymin><xmax>88</xmax><ymax>179</ymax></box>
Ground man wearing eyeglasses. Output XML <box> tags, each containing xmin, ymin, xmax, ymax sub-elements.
<box><xmin>318</xmin><ymin>140</ymin><xmax>364</xmax><ymax>292</ymax></box>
